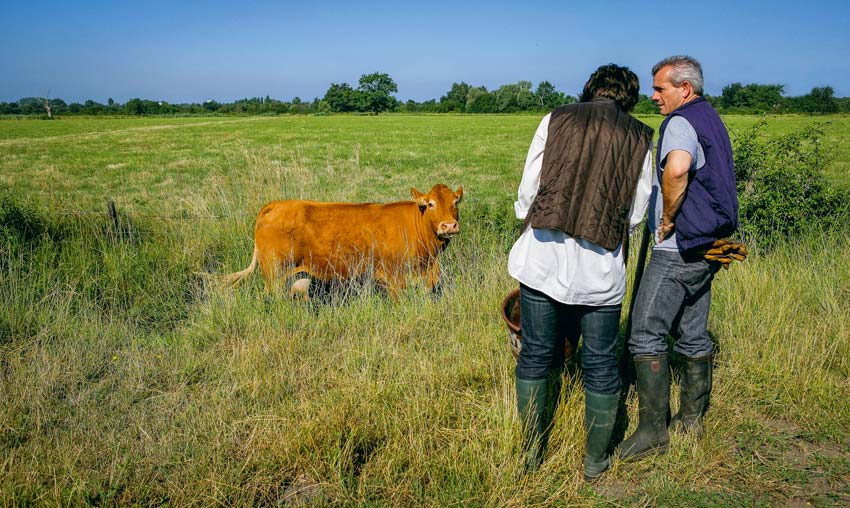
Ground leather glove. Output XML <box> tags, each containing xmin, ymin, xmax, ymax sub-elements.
<box><xmin>702</xmin><ymin>238</ymin><xmax>748</xmax><ymax>269</ymax></box>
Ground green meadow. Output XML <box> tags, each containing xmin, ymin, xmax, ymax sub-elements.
<box><xmin>1</xmin><ymin>114</ymin><xmax>849</xmax><ymax>507</ymax></box>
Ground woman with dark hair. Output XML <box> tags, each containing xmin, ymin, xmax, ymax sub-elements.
<box><xmin>509</xmin><ymin>64</ymin><xmax>653</xmax><ymax>480</ymax></box>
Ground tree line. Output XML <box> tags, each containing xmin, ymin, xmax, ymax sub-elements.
<box><xmin>3</xmin><ymin>73</ymin><xmax>848</xmax><ymax>117</ymax></box>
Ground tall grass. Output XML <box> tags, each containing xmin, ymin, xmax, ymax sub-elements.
<box><xmin>2</xmin><ymin>115</ymin><xmax>849</xmax><ymax>506</ymax></box>
<box><xmin>712</xmin><ymin>232</ymin><xmax>850</xmax><ymax>436</ymax></box>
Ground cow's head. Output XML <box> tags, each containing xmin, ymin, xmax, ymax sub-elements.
<box><xmin>411</xmin><ymin>184</ymin><xmax>464</xmax><ymax>239</ymax></box>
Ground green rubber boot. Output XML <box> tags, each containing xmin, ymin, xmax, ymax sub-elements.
<box><xmin>515</xmin><ymin>370</ymin><xmax>562</xmax><ymax>471</ymax></box>
<box><xmin>671</xmin><ymin>354</ymin><xmax>712</xmax><ymax>434</ymax></box>
<box><xmin>583</xmin><ymin>390</ymin><xmax>619</xmax><ymax>482</ymax></box>
<box><xmin>617</xmin><ymin>355</ymin><xmax>670</xmax><ymax>461</ymax></box>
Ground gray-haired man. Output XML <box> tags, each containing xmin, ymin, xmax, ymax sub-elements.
<box><xmin>618</xmin><ymin>56</ymin><xmax>739</xmax><ymax>460</ymax></box>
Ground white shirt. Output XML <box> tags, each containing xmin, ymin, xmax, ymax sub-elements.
<box><xmin>507</xmin><ymin>113</ymin><xmax>653</xmax><ymax>306</ymax></box>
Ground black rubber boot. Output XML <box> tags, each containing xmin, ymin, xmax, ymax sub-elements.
<box><xmin>671</xmin><ymin>354</ymin><xmax>712</xmax><ymax>434</ymax></box>
<box><xmin>617</xmin><ymin>355</ymin><xmax>670</xmax><ymax>460</ymax></box>
<box><xmin>583</xmin><ymin>390</ymin><xmax>619</xmax><ymax>481</ymax></box>
<box><xmin>515</xmin><ymin>370</ymin><xmax>561</xmax><ymax>471</ymax></box>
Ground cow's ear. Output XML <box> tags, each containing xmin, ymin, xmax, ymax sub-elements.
<box><xmin>411</xmin><ymin>187</ymin><xmax>427</xmax><ymax>209</ymax></box>
<box><xmin>455</xmin><ymin>186</ymin><xmax>464</xmax><ymax>203</ymax></box>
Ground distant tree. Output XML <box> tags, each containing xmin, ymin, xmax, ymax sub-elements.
<box><xmin>515</xmin><ymin>80</ymin><xmax>536</xmax><ymax>110</ymax></box>
<box><xmin>800</xmin><ymin>86</ymin><xmax>838</xmax><ymax>114</ymax></box>
<box><xmin>633</xmin><ymin>94</ymin><xmax>658</xmax><ymax>114</ymax></box>
<box><xmin>289</xmin><ymin>103</ymin><xmax>308</xmax><ymax>114</ymax></box>
<box><xmin>2</xmin><ymin>101</ymin><xmax>21</xmax><ymax>114</ymax></box>
<box><xmin>534</xmin><ymin>81</ymin><xmax>569</xmax><ymax>109</ymax></box>
<box><xmin>82</xmin><ymin>99</ymin><xmax>105</xmax><ymax>115</ymax></box>
<box><xmin>43</xmin><ymin>92</ymin><xmax>53</xmax><ymax>119</ymax></box>
<box><xmin>230</xmin><ymin>97</ymin><xmax>267</xmax><ymax>114</ymax></box>
<box><xmin>487</xmin><ymin>81</ymin><xmax>542</xmax><ymax>112</ymax></box>
<box><xmin>202</xmin><ymin>100</ymin><xmax>220</xmax><ymax>112</ymax></box>
<box><xmin>467</xmin><ymin>88</ymin><xmax>498</xmax><ymax>113</ymax></box>
<box><xmin>494</xmin><ymin>84</ymin><xmax>518</xmax><ymax>112</ymax></box>
<box><xmin>416</xmin><ymin>99</ymin><xmax>440</xmax><ymax>113</ymax></box>
<box><xmin>534</xmin><ymin>81</ymin><xmax>556</xmax><ymax>107</ymax></box>
<box><xmin>399</xmin><ymin>99</ymin><xmax>418</xmax><ymax>112</ymax></box>
<box><xmin>749</xmin><ymin>84</ymin><xmax>785</xmax><ymax>111</ymax></box>
<box><xmin>159</xmin><ymin>101</ymin><xmax>175</xmax><ymax>114</ymax></box>
<box><xmin>121</xmin><ymin>98</ymin><xmax>167</xmax><ymax>116</ymax></box>
<box><xmin>324</xmin><ymin>83</ymin><xmax>362</xmax><ymax>112</ymax></box>
<box><xmin>358</xmin><ymin>72</ymin><xmax>398</xmax><ymax>114</ymax></box>
<box><xmin>17</xmin><ymin>98</ymin><xmax>39</xmax><ymax>115</ymax></box>
<box><xmin>51</xmin><ymin>98</ymin><xmax>68</xmax><ymax>114</ymax></box>
<box><xmin>440</xmin><ymin>82</ymin><xmax>470</xmax><ymax>112</ymax></box>
<box><xmin>719</xmin><ymin>82</ymin><xmax>743</xmax><ymax>109</ymax></box>
<box><xmin>306</xmin><ymin>97</ymin><xmax>319</xmax><ymax>113</ymax></box>
<box><xmin>15</xmin><ymin>97</ymin><xmax>65</xmax><ymax>115</ymax></box>
<box><xmin>107</xmin><ymin>97</ymin><xmax>114</xmax><ymax>106</ymax></box>
<box><xmin>124</xmin><ymin>98</ymin><xmax>142</xmax><ymax>115</ymax></box>
<box><xmin>720</xmin><ymin>83</ymin><xmax>785</xmax><ymax>112</ymax></box>
<box><xmin>464</xmin><ymin>87</ymin><xmax>485</xmax><ymax>110</ymax></box>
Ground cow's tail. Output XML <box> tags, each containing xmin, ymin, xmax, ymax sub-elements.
<box><xmin>195</xmin><ymin>246</ymin><xmax>259</xmax><ymax>286</ymax></box>
<box><xmin>218</xmin><ymin>246</ymin><xmax>259</xmax><ymax>287</ymax></box>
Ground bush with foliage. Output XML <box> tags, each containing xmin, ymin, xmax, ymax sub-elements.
<box><xmin>0</xmin><ymin>190</ymin><xmax>59</xmax><ymax>248</ymax></box>
<box><xmin>732</xmin><ymin>119</ymin><xmax>849</xmax><ymax>249</ymax></box>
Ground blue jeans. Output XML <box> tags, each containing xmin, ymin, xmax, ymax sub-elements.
<box><xmin>515</xmin><ymin>284</ymin><xmax>622</xmax><ymax>395</ymax></box>
<box><xmin>628</xmin><ymin>249</ymin><xmax>719</xmax><ymax>358</ymax></box>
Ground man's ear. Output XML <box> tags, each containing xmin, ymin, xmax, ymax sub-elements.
<box><xmin>682</xmin><ymin>80</ymin><xmax>694</xmax><ymax>99</ymax></box>
<box><xmin>455</xmin><ymin>185</ymin><xmax>464</xmax><ymax>203</ymax></box>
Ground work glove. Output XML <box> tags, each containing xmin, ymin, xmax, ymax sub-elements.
<box><xmin>702</xmin><ymin>238</ymin><xmax>748</xmax><ymax>269</ymax></box>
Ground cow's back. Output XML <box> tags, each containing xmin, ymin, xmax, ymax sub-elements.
<box><xmin>254</xmin><ymin>199</ymin><xmax>428</xmax><ymax>281</ymax></box>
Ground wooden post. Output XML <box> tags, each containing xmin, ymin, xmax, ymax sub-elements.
<box><xmin>107</xmin><ymin>200</ymin><xmax>120</xmax><ymax>235</ymax></box>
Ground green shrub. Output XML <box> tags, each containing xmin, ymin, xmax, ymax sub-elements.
<box><xmin>732</xmin><ymin>119</ymin><xmax>849</xmax><ymax>249</ymax></box>
<box><xmin>0</xmin><ymin>190</ymin><xmax>58</xmax><ymax>247</ymax></box>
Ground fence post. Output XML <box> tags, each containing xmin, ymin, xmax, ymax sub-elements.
<box><xmin>107</xmin><ymin>200</ymin><xmax>120</xmax><ymax>236</ymax></box>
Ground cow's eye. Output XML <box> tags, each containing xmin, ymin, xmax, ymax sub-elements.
<box><xmin>428</xmin><ymin>202</ymin><xmax>435</xmax><ymax>208</ymax></box>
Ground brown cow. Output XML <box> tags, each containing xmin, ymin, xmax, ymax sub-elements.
<box><xmin>222</xmin><ymin>184</ymin><xmax>463</xmax><ymax>296</ymax></box>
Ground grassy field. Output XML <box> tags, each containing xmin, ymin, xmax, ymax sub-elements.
<box><xmin>1</xmin><ymin>114</ymin><xmax>849</xmax><ymax>507</ymax></box>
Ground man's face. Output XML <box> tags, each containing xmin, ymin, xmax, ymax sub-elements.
<box><xmin>651</xmin><ymin>65</ymin><xmax>689</xmax><ymax>115</ymax></box>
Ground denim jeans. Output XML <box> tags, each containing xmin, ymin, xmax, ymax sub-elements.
<box><xmin>516</xmin><ymin>284</ymin><xmax>622</xmax><ymax>395</ymax></box>
<box><xmin>628</xmin><ymin>249</ymin><xmax>719</xmax><ymax>358</ymax></box>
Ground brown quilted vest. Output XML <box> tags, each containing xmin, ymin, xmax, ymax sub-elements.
<box><xmin>525</xmin><ymin>98</ymin><xmax>653</xmax><ymax>250</ymax></box>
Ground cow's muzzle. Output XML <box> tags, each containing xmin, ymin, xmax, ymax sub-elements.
<box><xmin>437</xmin><ymin>221</ymin><xmax>460</xmax><ymax>239</ymax></box>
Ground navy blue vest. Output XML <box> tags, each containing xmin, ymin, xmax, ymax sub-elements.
<box><xmin>656</xmin><ymin>97</ymin><xmax>738</xmax><ymax>252</ymax></box>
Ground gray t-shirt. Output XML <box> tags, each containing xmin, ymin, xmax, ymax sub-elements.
<box><xmin>649</xmin><ymin>116</ymin><xmax>706</xmax><ymax>251</ymax></box>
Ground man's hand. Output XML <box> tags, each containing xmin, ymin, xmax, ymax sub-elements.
<box><xmin>658</xmin><ymin>218</ymin><xmax>675</xmax><ymax>242</ymax></box>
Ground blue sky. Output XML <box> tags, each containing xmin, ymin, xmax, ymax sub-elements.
<box><xmin>2</xmin><ymin>0</ymin><xmax>849</xmax><ymax>103</ymax></box>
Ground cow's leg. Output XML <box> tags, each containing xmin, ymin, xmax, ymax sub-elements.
<box><xmin>257</xmin><ymin>249</ymin><xmax>282</xmax><ymax>293</ymax></box>
<box><xmin>375</xmin><ymin>267</ymin><xmax>404</xmax><ymax>298</ymax></box>
<box><xmin>425</xmin><ymin>260</ymin><xmax>442</xmax><ymax>295</ymax></box>
<box><xmin>258</xmin><ymin>248</ymin><xmax>305</xmax><ymax>295</ymax></box>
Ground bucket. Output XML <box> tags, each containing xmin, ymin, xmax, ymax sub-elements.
<box><xmin>500</xmin><ymin>287</ymin><xmax>574</xmax><ymax>361</ymax></box>
<box><xmin>500</xmin><ymin>288</ymin><xmax>523</xmax><ymax>360</ymax></box>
